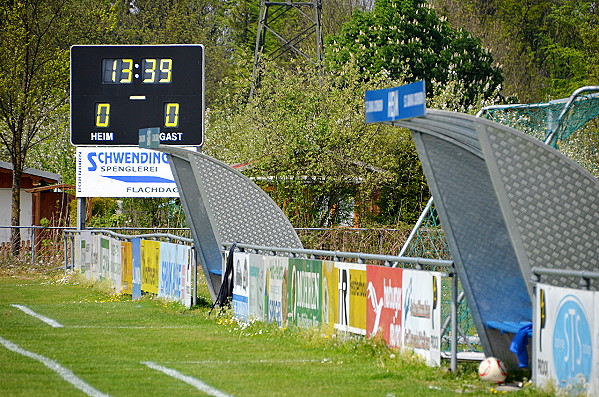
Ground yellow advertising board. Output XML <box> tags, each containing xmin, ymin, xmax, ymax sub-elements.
<box><xmin>121</xmin><ymin>241</ymin><xmax>133</xmax><ymax>294</ymax></box>
<box><xmin>335</xmin><ymin>262</ymin><xmax>367</xmax><ymax>335</ymax></box>
<box><xmin>321</xmin><ymin>260</ymin><xmax>338</xmax><ymax>335</ymax></box>
<box><xmin>349</xmin><ymin>265</ymin><xmax>367</xmax><ymax>333</ymax></box>
<box><xmin>141</xmin><ymin>240</ymin><xmax>160</xmax><ymax>294</ymax></box>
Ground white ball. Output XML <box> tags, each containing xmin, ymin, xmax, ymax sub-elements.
<box><xmin>478</xmin><ymin>357</ymin><xmax>508</xmax><ymax>383</ymax></box>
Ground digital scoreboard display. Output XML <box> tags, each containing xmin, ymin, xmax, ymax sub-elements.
<box><xmin>70</xmin><ymin>45</ymin><xmax>204</xmax><ymax>146</ymax></box>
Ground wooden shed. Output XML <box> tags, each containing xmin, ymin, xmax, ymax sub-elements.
<box><xmin>0</xmin><ymin>161</ymin><xmax>74</xmax><ymax>246</ymax></box>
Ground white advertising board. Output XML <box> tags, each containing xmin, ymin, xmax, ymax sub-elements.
<box><xmin>76</xmin><ymin>147</ymin><xmax>179</xmax><ymax>197</ymax></box>
<box><xmin>249</xmin><ymin>254</ymin><xmax>266</xmax><ymax>321</ymax></box>
<box><xmin>232</xmin><ymin>252</ymin><xmax>250</xmax><ymax>321</ymax></box>
<box><xmin>534</xmin><ymin>284</ymin><xmax>598</xmax><ymax>395</ymax></box>
<box><xmin>402</xmin><ymin>269</ymin><xmax>442</xmax><ymax>366</ymax></box>
<box><xmin>109</xmin><ymin>238</ymin><xmax>122</xmax><ymax>293</ymax></box>
<box><xmin>99</xmin><ymin>235</ymin><xmax>110</xmax><ymax>279</ymax></box>
<box><xmin>158</xmin><ymin>242</ymin><xmax>192</xmax><ymax>307</ymax></box>
<box><xmin>89</xmin><ymin>233</ymin><xmax>101</xmax><ymax>279</ymax></box>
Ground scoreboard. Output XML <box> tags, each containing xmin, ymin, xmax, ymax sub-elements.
<box><xmin>70</xmin><ymin>45</ymin><xmax>204</xmax><ymax>146</ymax></box>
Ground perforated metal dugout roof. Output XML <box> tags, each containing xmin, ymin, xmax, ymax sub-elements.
<box><xmin>389</xmin><ymin>109</ymin><xmax>599</xmax><ymax>367</ymax></box>
<box><xmin>389</xmin><ymin>110</ymin><xmax>532</xmax><ymax>367</ymax></box>
<box><xmin>157</xmin><ymin>146</ymin><xmax>303</xmax><ymax>301</ymax></box>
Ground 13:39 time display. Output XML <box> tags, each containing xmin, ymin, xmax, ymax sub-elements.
<box><xmin>102</xmin><ymin>58</ymin><xmax>173</xmax><ymax>84</ymax></box>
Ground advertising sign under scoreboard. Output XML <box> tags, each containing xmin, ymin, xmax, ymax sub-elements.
<box><xmin>76</xmin><ymin>147</ymin><xmax>179</xmax><ymax>198</ymax></box>
<box><xmin>70</xmin><ymin>44</ymin><xmax>204</xmax><ymax>146</ymax></box>
<box><xmin>365</xmin><ymin>80</ymin><xmax>426</xmax><ymax>123</ymax></box>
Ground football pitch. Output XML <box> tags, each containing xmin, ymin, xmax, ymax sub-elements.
<box><xmin>0</xmin><ymin>273</ymin><xmax>547</xmax><ymax>396</ymax></box>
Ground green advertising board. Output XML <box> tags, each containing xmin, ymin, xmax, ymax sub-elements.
<box><xmin>288</xmin><ymin>258</ymin><xmax>322</xmax><ymax>327</ymax></box>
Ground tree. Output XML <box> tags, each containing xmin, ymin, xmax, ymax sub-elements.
<box><xmin>431</xmin><ymin>0</ymin><xmax>599</xmax><ymax>101</ymax></box>
<box><xmin>325</xmin><ymin>0</ymin><xmax>504</xmax><ymax>106</ymax></box>
<box><xmin>206</xmin><ymin>59</ymin><xmax>430</xmax><ymax>227</ymax></box>
<box><xmin>0</xmin><ymin>0</ymin><xmax>73</xmax><ymax>254</ymax></box>
<box><xmin>322</xmin><ymin>0</ymin><xmax>374</xmax><ymax>36</ymax></box>
<box><xmin>0</xmin><ymin>0</ymin><xmax>120</xmax><ymax>252</ymax></box>
<box><xmin>98</xmin><ymin>0</ymin><xmax>235</xmax><ymax>108</ymax></box>
<box><xmin>538</xmin><ymin>0</ymin><xmax>599</xmax><ymax>96</ymax></box>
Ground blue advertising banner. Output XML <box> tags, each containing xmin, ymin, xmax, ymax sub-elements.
<box><xmin>131</xmin><ymin>238</ymin><xmax>142</xmax><ymax>300</ymax></box>
<box><xmin>158</xmin><ymin>242</ymin><xmax>184</xmax><ymax>302</ymax></box>
<box><xmin>365</xmin><ymin>80</ymin><xmax>426</xmax><ymax>123</ymax></box>
<box><xmin>264</xmin><ymin>255</ymin><xmax>288</xmax><ymax>327</ymax></box>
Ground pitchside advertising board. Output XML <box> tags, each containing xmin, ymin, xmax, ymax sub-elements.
<box><xmin>402</xmin><ymin>269</ymin><xmax>442</xmax><ymax>366</ymax></box>
<box><xmin>336</xmin><ymin>262</ymin><xmax>367</xmax><ymax>335</ymax></box>
<box><xmin>231</xmin><ymin>253</ymin><xmax>443</xmax><ymax>366</ymax></box>
<box><xmin>534</xmin><ymin>284</ymin><xmax>598</xmax><ymax>394</ymax></box>
<box><xmin>73</xmin><ymin>233</ymin><xmax>192</xmax><ymax>307</ymax></box>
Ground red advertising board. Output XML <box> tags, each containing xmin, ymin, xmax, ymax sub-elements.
<box><xmin>366</xmin><ymin>265</ymin><xmax>403</xmax><ymax>348</ymax></box>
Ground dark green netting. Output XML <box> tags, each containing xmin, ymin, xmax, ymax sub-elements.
<box><xmin>479</xmin><ymin>86</ymin><xmax>599</xmax><ymax>149</ymax></box>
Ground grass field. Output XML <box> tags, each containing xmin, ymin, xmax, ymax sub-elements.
<box><xmin>0</xmin><ymin>271</ymin><xmax>553</xmax><ymax>396</ymax></box>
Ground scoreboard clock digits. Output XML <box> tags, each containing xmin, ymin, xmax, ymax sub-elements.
<box><xmin>102</xmin><ymin>58</ymin><xmax>173</xmax><ymax>84</ymax></box>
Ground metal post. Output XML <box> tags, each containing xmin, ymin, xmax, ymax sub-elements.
<box><xmin>531</xmin><ymin>284</ymin><xmax>538</xmax><ymax>384</ymax></box>
<box><xmin>192</xmin><ymin>246</ymin><xmax>198</xmax><ymax>307</ymax></box>
<box><xmin>31</xmin><ymin>227</ymin><xmax>36</xmax><ymax>264</ymax></box>
<box><xmin>450</xmin><ymin>269</ymin><xmax>458</xmax><ymax>372</ymax></box>
<box><xmin>63</xmin><ymin>233</ymin><xmax>69</xmax><ymax>271</ymax></box>
<box><xmin>398</xmin><ymin>197</ymin><xmax>433</xmax><ymax>258</ymax></box>
<box><xmin>71</xmin><ymin>233</ymin><xmax>76</xmax><ymax>270</ymax></box>
<box><xmin>76</xmin><ymin>197</ymin><xmax>86</xmax><ymax>231</ymax></box>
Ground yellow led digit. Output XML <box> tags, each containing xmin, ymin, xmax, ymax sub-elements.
<box><xmin>95</xmin><ymin>103</ymin><xmax>110</xmax><ymax>127</ymax></box>
<box><xmin>110</xmin><ymin>59</ymin><xmax>118</xmax><ymax>83</ymax></box>
<box><xmin>164</xmin><ymin>103</ymin><xmax>179</xmax><ymax>127</ymax></box>
<box><xmin>120</xmin><ymin>59</ymin><xmax>133</xmax><ymax>83</ymax></box>
<box><xmin>143</xmin><ymin>59</ymin><xmax>156</xmax><ymax>83</ymax></box>
<box><xmin>159</xmin><ymin>59</ymin><xmax>172</xmax><ymax>83</ymax></box>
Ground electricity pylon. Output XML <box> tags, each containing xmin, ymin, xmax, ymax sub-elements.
<box><xmin>251</xmin><ymin>0</ymin><xmax>324</xmax><ymax>97</ymax></box>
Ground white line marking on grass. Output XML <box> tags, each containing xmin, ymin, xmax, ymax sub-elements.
<box><xmin>163</xmin><ymin>359</ymin><xmax>320</xmax><ymax>365</ymax></box>
<box><xmin>70</xmin><ymin>325</ymin><xmax>194</xmax><ymax>329</ymax></box>
<box><xmin>10</xmin><ymin>304</ymin><xmax>64</xmax><ymax>328</ymax></box>
<box><xmin>142</xmin><ymin>361</ymin><xmax>234</xmax><ymax>397</ymax></box>
<box><xmin>0</xmin><ymin>336</ymin><xmax>111</xmax><ymax>397</ymax></box>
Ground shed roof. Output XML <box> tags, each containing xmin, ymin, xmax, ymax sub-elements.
<box><xmin>0</xmin><ymin>160</ymin><xmax>61</xmax><ymax>183</ymax></box>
